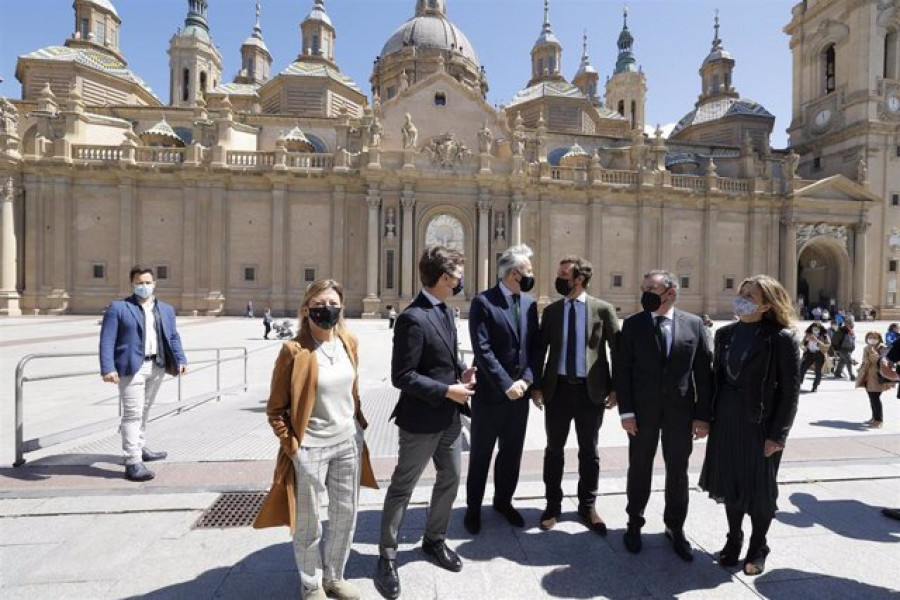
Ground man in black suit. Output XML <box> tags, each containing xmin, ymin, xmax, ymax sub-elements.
<box><xmin>532</xmin><ymin>256</ymin><xmax>620</xmax><ymax>534</ymax></box>
<box><xmin>614</xmin><ymin>270</ymin><xmax>713</xmax><ymax>561</ymax></box>
<box><xmin>375</xmin><ymin>246</ymin><xmax>477</xmax><ymax>600</ymax></box>
<box><xmin>465</xmin><ymin>244</ymin><xmax>541</xmax><ymax>534</ymax></box>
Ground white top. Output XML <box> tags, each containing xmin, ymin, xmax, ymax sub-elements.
<box><xmin>142</xmin><ymin>300</ymin><xmax>158</xmax><ymax>357</ymax></box>
<box><xmin>303</xmin><ymin>339</ymin><xmax>356</xmax><ymax>448</ymax></box>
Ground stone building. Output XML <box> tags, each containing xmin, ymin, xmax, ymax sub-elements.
<box><xmin>0</xmin><ymin>0</ymin><xmax>893</xmax><ymax>318</ymax></box>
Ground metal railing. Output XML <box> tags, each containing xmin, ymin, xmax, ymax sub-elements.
<box><xmin>12</xmin><ymin>346</ymin><xmax>248</xmax><ymax>467</ymax></box>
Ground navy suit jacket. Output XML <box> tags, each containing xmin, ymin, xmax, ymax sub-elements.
<box><xmin>390</xmin><ymin>292</ymin><xmax>471</xmax><ymax>434</ymax></box>
<box><xmin>99</xmin><ymin>296</ymin><xmax>187</xmax><ymax>377</ymax></box>
<box><xmin>468</xmin><ymin>285</ymin><xmax>541</xmax><ymax>404</ymax></box>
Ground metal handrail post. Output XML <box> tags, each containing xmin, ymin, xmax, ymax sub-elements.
<box><xmin>216</xmin><ymin>348</ymin><xmax>221</xmax><ymax>401</ymax></box>
<box><xmin>243</xmin><ymin>348</ymin><xmax>248</xmax><ymax>391</ymax></box>
<box><xmin>13</xmin><ymin>355</ymin><xmax>35</xmax><ymax>467</ymax></box>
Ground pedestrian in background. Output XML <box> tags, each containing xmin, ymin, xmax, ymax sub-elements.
<box><xmin>699</xmin><ymin>275</ymin><xmax>800</xmax><ymax>577</ymax></box>
<box><xmin>799</xmin><ymin>322</ymin><xmax>830</xmax><ymax>393</ymax></box>
<box><xmin>885</xmin><ymin>323</ymin><xmax>899</xmax><ymax>348</ymax></box>
<box><xmin>99</xmin><ymin>265</ymin><xmax>187</xmax><ymax>482</ymax></box>
<box><xmin>832</xmin><ymin>316</ymin><xmax>857</xmax><ymax>379</ymax></box>
<box><xmin>263</xmin><ymin>307</ymin><xmax>273</xmax><ymax>339</ymax></box>
<box><xmin>855</xmin><ymin>331</ymin><xmax>893</xmax><ymax>429</ymax></box>
<box><xmin>247</xmin><ymin>300</ymin><xmax>254</xmax><ymax>318</ymax></box>
<box><xmin>254</xmin><ymin>279</ymin><xmax>377</xmax><ymax>600</ymax></box>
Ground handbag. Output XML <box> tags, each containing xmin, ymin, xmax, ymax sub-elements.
<box><xmin>877</xmin><ymin>358</ymin><xmax>900</xmax><ymax>384</ymax></box>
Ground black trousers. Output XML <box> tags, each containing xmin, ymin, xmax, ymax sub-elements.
<box><xmin>868</xmin><ymin>391</ymin><xmax>884</xmax><ymax>422</ymax></box>
<box><xmin>799</xmin><ymin>352</ymin><xmax>825</xmax><ymax>389</ymax></box>
<box><xmin>466</xmin><ymin>395</ymin><xmax>530</xmax><ymax>508</ymax></box>
<box><xmin>625</xmin><ymin>400</ymin><xmax>693</xmax><ymax>531</ymax></box>
<box><xmin>543</xmin><ymin>380</ymin><xmax>604</xmax><ymax>512</ymax></box>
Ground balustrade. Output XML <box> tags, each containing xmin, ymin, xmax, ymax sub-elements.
<box><xmin>73</xmin><ymin>145</ymin><xmax>122</xmax><ymax>162</ymax></box>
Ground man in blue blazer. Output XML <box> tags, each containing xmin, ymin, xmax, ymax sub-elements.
<box><xmin>464</xmin><ymin>244</ymin><xmax>541</xmax><ymax>534</ymax></box>
<box><xmin>99</xmin><ymin>265</ymin><xmax>187</xmax><ymax>481</ymax></box>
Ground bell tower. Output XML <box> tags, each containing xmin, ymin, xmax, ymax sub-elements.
<box><xmin>605</xmin><ymin>6</ymin><xmax>646</xmax><ymax>131</ymax></box>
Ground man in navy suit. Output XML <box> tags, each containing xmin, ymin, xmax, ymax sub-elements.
<box><xmin>375</xmin><ymin>246</ymin><xmax>477</xmax><ymax>600</ymax></box>
<box><xmin>99</xmin><ymin>265</ymin><xmax>187</xmax><ymax>482</ymax></box>
<box><xmin>464</xmin><ymin>244</ymin><xmax>541</xmax><ymax>534</ymax></box>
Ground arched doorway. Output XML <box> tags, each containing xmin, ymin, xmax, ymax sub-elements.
<box><xmin>797</xmin><ymin>236</ymin><xmax>851</xmax><ymax>314</ymax></box>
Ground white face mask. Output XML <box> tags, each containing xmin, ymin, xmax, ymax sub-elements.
<box><xmin>867</xmin><ymin>338</ymin><xmax>878</xmax><ymax>346</ymax></box>
<box><xmin>812</xmin><ymin>328</ymin><xmax>821</xmax><ymax>335</ymax></box>
<box><xmin>134</xmin><ymin>283</ymin><xmax>155</xmax><ymax>299</ymax></box>
<box><xmin>732</xmin><ymin>295</ymin><xmax>758</xmax><ymax>317</ymax></box>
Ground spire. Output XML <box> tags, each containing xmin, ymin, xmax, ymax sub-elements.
<box><xmin>184</xmin><ymin>0</ymin><xmax>210</xmax><ymax>33</ymax></box>
<box><xmin>415</xmin><ymin>0</ymin><xmax>446</xmax><ymax>17</ymax></box>
<box><xmin>252</xmin><ymin>1</ymin><xmax>263</xmax><ymax>40</ymax></box>
<box><xmin>711</xmin><ymin>9</ymin><xmax>722</xmax><ymax>52</ymax></box>
<box><xmin>614</xmin><ymin>4</ymin><xmax>636</xmax><ymax>74</ymax></box>
<box><xmin>576</xmin><ymin>31</ymin><xmax>596</xmax><ymax>76</ymax></box>
<box><xmin>534</xmin><ymin>0</ymin><xmax>560</xmax><ymax>47</ymax></box>
<box><xmin>529</xmin><ymin>0</ymin><xmax>562</xmax><ymax>85</ymax></box>
<box><xmin>543</xmin><ymin>0</ymin><xmax>550</xmax><ymax>33</ymax></box>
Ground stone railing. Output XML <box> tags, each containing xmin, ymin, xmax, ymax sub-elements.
<box><xmin>285</xmin><ymin>152</ymin><xmax>333</xmax><ymax>169</ymax></box>
<box><xmin>135</xmin><ymin>147</ymin><xmax>186</xmax><ymax>164</ymax></box>
<box><xmin>73</xmin><ymin>145</ymin><xmax>123</xmax><ymax>162</ymax></box>
<box><xmin>671</xmin><ymin>175</ymin><xmax>707</xmax><ymax>192</ymax></box>
<box><xmin>718</xmin><ymin>177</ymin><xmax>751</xmax><ymax>193</ymax></box>
<box><xmin>227</xmin><ymin>151</ymin><xmax>275</xmax><ymax>168</ymax></box>
<box><xmin>599</xmin><ymin>169</ymin><xmax>639</xmax><ymax>186</ymax></box>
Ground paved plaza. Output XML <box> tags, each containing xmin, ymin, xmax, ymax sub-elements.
<box><xmin>0</xmin><ymin>315</ymin><xmax>898</xmax><ymax>599</ymax></box>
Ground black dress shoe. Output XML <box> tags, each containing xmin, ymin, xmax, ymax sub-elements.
<box><xmin>464</xmin><ymin>507</ymin><xmax>481</xmax><ymax>534</ymax></box>
<box><xmin>374</xmin><ymin>557</ymin><xmax>400</xmax><ymax>599</ymax></box>
<box><xmin>623</xmin><ymin>524</ymin><xmax>642</xmax><ymax>554</ymax></box>
<box><xmin>125</xmin><ymin>463</ymin><xmax>155</xmax><ymax>482</ymax></box>
<box><xmin>577</xmin><ymin>506</ymin><xmax>608</xmax><ymax>536</ymax></box>
<box><xmin>422</xmin><ymin>539</ymin><xmax>462</xmax><ymax>572</ymax></box>
<box><xmin>665</xmin><ymin>527</ymin><xmax>694</xmax><ymax>562</ymax></box>
<box><xmin>141</xmin><ymin>448</ymin><xmax>168</xmax><ymax>462</ymax></box>
<box><xmin>492</xmin><ymin>502</ymin><xmax>525</xmax><ymax>528</ymax></box>
<box><xmin>718</xmin><ymin>531</ymin><xmax>743</xmax><ymax>567</ymax></box>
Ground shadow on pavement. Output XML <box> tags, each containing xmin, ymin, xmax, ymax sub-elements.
<box><xmin>0</xmin><ymin>454</ymin><xmax>123</xmax><ymax>481</ymax></box>
<box><xmin>754</xmin><ymin>568</ymin><xmax>897</xmax><ymax>599</ymax></box>
<box><xmin>808</xmin><ymin>419</ymin><xmax>871</xmax><ymax>432</ymax></box>
<box><xmin>779</xmin><ymin>492</ymin><xmax>900</xmax><ymax>543</ymax></box>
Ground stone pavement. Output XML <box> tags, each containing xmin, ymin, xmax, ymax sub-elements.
<box><xmin>0</xmin><ymin>316</ymin><xmax>898</xmax><ymax>599</ymax></box>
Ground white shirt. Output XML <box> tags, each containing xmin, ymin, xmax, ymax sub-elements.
<box><xmin>141</xmin><ymin>300</ymin><xmax>158</xmax><ymax>358</ymax></box>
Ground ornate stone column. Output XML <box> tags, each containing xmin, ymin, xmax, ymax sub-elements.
<box><xmin>362</xmin><ymin>182</ymin><xmax>382</xmax><ymax>317</ymax></box>
<box><xmin>853</xmin><ymin>221</ymin><xmax>870</xmax><ymax>312</ymax></box>
<box><xmin>400</xmin><ymin>184</ymin><xmax>415</xmax><ymax>299</ymax></box>
<box><xmin>0</xmin><ymin>174</ymin><xmax>21</xmax><ymax>315</ymax></box>
<box><xmin>510</xmin><ymin>192</ymin><xmax>525</xmax><ymax>246</ymax></box>
<box><xmin>477</xmin><ymin>189</ymin><xmax>493</xmax><ymax>292</ymax></box>
<box><xmin>780</xmin><ymin>215</ymin><xmax>799</xmax><ymax>301</ymax></box>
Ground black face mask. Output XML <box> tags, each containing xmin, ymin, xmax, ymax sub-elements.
<box><xmin>452</xmin><ymin>276</ymin><xmax>464</xmax><ymax>296</ymax></box>
<box><xmin>518</xmin><ymin>272</ymin><xmax>536</xmax><ymax>293</ymax></box>
<box><xmin>308</xmin><ymin>306</ymin><xmax>341</xmax><ymax>330</ymax></box>
<box><xmin>640</xmin><ymin>291</ymin><xmax>663</xmax><ymax>313</ymax></box>
<box><xmin>555</xmin><ymin>277</ymin><xmax>573</xmax><ymax>296</ymax></box>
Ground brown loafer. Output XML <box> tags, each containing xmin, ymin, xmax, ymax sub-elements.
<box><xmin>539</xmin><ymin>508</ymin><xmax>559</xmax><ymax>531</ymax></box>
<box><xmin>577</xmin><ymin>506</ymin><xmax>608</xmax><ymax>536</ymax></box>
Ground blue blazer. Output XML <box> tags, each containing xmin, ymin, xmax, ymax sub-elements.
<box><xmin>99</xmin><ymin>296</ymin><xmax>187</xmax><ymax>377</ymax></box>
<box><xmin>468</xmin><ymin>285</ymin><xmax>541</xmax><ymax>404</ymax></box>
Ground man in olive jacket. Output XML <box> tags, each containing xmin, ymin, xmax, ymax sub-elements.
<box><xmin>532</xmin><ymin>256</ymin><xmax>620</xmax><ymax>534</ymax></box>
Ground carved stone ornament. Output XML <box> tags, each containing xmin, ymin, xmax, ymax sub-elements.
<box><xmin>796</xmin><ymin>223</ymin><xmax>849</xmax><ymax>251</ymax></box>
<box><xmin>0</xmin><ymin>98</ymin><xmax>19</xmax><ymax>136</ymax></box>
<box><xmin>384</xmin><ymin>207</ymin><xmax>396</xmax><ymax>239</ymax></box>
<box><xmin>423</xmin><ymin>133</ymin><xmax>471</xmax><ymax>168</ymax></box>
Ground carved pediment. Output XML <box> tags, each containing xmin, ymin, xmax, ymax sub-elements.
<box><xmin>422</xmin><ymin>132</ymin><xmax>471</xmax><ymax>168</ymax></box>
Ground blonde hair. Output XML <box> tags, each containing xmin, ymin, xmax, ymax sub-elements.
<box><xmin>740</xmin><ymin>274</ymin><xmax>796</xmax><ymax>330</ymax></box>
<box><xmin>297</xmin><ymin>279</ymin><xmax>346</xmax><ymax>340</ymax></box>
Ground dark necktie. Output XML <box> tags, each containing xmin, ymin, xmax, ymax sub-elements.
<box><xmin>511</xmin><ymin>293</ymin><xmax>521</xmax><ymax>336</ymax></box>
<box><xmin>566</xmin><ymin>299</ymin><xmax>577</xmax><ymax>377</ymax></box>
<box><xmin>655</xmin><ymin>315</ymin><xmax>669</xmax><ymax>359</ymax></box>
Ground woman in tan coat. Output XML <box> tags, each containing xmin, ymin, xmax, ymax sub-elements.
<box><xmin>855</xmin><ymin>331</ymin><xmax>894</xmax><ymax>428</ymax></box>
<box><xmin>253</xmin><ymin>279</ymin><xmax>377</xmax><ymax>600</ymax></box>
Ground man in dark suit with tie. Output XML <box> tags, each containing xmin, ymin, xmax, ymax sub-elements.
<box><xmin>614</xmin><ymin>270</ymin><xmax>713</xmax><ymax>562</ymax></box>
<box><xmin>532</xmin><ymin>256</ymin><xmax>620</xmax><ymax>533</ymax></box>
<box><xmin>375</xmin><ymin>246</ymin><xmax>477</xmax><ymax>600</ymax></box>
<box><xmin>465</xmin><ymin>244</ymin><xmax>541</xmax><ymax>534</ymax></box>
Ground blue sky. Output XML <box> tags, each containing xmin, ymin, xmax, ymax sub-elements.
<box><xmin>0</xmin><ymin>0</ymin><xmax>795</xmax><ymax>147</ymax></box>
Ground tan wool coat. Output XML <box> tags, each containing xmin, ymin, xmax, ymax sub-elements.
<box><xmin>855</xmin><ymin>344</ymin><xmax>896</xmax><ymax>394</ymax></box>
<box><xmin>253</xmin><ymin>329</ymin><xmax>378</xmax><ymax>532</ymax></box>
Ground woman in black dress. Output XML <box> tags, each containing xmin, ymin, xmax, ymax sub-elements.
<box><xmin>699</xmin><ymin>275</ymin><xmax>801</xmax><ymax>576</ymax></box>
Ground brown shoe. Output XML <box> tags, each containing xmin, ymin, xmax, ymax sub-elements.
<box><xmin>577</xmin><ymin>506</ymin><xmax>608</xmax><ymax>536</ymax></box>
<box><xmin>539</xmin><ymin>508</ymin><xmax>559</xmax><ymax>531</ymax></box>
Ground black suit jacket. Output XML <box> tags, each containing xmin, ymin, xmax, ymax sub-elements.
<box><xmin>614</xmin><ymin>309</ymin><xmax>713</xmax><ymax>422</ymax></box>
<box><xmin>535</xmin><ymin>295</ymin><xmax>620</xmax><ymax>404</ymax></box>
<box><xmin>468</xmin><ymin>285</ymin><xmax>541</xmax><ymax>404</ymax></box>
<box><xmin>390</xmin><ymin>292</ymin><xmax>471</xmax><ymax>434</ymax></box>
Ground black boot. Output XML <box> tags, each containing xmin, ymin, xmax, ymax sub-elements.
<box><xmin>718</xmin><ymin>531</ymin><xmax>743</xmax><ymax>567</ymax></box>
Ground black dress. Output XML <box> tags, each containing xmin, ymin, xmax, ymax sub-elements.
<box><xmin>699</xmin><ymin>321</ymin><xmax>781</xmax><ymax>518</ymax></box>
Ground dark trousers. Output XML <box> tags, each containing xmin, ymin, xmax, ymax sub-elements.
<box><xmin>466</xmin><ymin>395</ymin><xmax>529</xmax><ymax>509</ymax></box>
<box><xmin>834</xmin><ymin>350</ymin><xmax>855</xmax><ymax>378</ymax></box>
<box><xmin>543</xmin><ymin>380</ymin><xmax>604</xmax><ymax>513</ymax></box>
<box><xmin>263</xmin><ymin>322</ymin><xmax>271</xmax><ymax>339</ymax></box>
<box><xmin>800</xmin><ymin>352</ymin><xmax>825</xmax><ymax>389</ymax></box>
<box><xmin>868</xmin><ymin>391</ymin><xmax>884</xmax><ymax>422</ymax></box>
<box><xmin>625</xmin><ymin>402</ymin><xmax>693</xmax><ymax>531</ymax></box>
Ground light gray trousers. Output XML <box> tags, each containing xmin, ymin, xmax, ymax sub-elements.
<box><xmin>118</xmin><ymin>361</ymin><xmax>165</xmax><ymax>466</ymax></box>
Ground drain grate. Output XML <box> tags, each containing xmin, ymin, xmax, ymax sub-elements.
<box><xmin>193</xmin><ymin>492</ymin><xmax>267</xmax><ymax>529</ymax></box>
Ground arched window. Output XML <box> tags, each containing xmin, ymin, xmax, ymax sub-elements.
<box><xmin>548</xmin><ymin>56</ymin><xmax>556</xmax><ymax>75</ymax></box>
<box><xmin>617</xmin><ymin>100</ymin><xmax>625</xmax><ymax>116</ymax></box>
<box><xmin>199</xmin><ymin>72</ymin><xmax>207</xmax><ymax>94</ymax></box>
<box><xmin>537</xmin><ymin>58</ymin><xmax>544</xmax><ymax>76</ymax></box>
<box><xmin>312</xmin><ymin>34</ymin><xmax>320</xmax><ymax>55</ymax></box>
<box><xmin>712</xmin><ymin>74</ymin><xmax>720</xmax><ymax>93</ymax></box>
<box><xmin>824</xmin><ymin>44</ymin><xmax>836</xmax><ymax>94</ymax></box>
<box><xmin>631</xmin><ymin>100</ymin><xmax>637</xmax><ymax>129</ymax></box>
<box><xmin>182</xmin><ymin>68</ymin><xmax>190</xmax><ymax>102</ymax></box>
<box><xmin>885</xmin><ymin>31</ymin><xmax>898</xmax><ymax>79</ymax></box>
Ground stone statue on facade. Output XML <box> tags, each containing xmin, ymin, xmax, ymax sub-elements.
<box><xmin>494</xmin><ymin>211</ymin><xmax>506</xmax><ymax>240</ymax></box>
<box><xmin>857</xmin><ymin>157</ymin><xmax>868</xmax><ymax>184</ymax></box>
<box><xmin>400</xmin><ymin>70</ymin><xmax>410</xmax><ymax>92</ymax></box>
<box><xmin>385</xmin><ymin>207</ymin><xmax>396</xmax><ymax>238</ymax></box>
<box><xmin>0</xmin><ymin>98</ymin><xmax>18</xmax><ymax>136</ymax></box>
<box><xmin>512</xmin><ymin>113</ymin><xmax>525</xmax><ymax>157</ymax></box>
<box><xmin>401</xmin><ymin>113</ymin><xmax>418</xmax><ymax>149</ymax></box>
<box><xmin>369</xmin><ymin>115</ymin><xmax>383</xmax><ymax>148</ymax></box>
<box><xmin>477</xmin><ymin>121</ymin><xmax>493</xmax><ymax>154</ymax></box>
<box><xmin>784</xmin><ymin>149</ymin><xmax>799</xmax><ymax>180</ymax></box>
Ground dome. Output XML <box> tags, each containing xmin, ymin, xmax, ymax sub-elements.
<box><xmin>84</xmin><ymin>0</ymin><xmax>119</xmax><ymax>18</ymax></box>
<box><xmin>177</xmin><ymin>25</ymin><xmax>211</xmax><ymax>43</ymax></box>
<box><xmin>671</xmin><ymin>97</ymin><xmax>774</xmax><ymax>136</ymax></box>
<box><xmin>305</xmin><ymin>0</ymin><xmax>332</xmax><ymax>27</ymax></box>
<box><xmin>380</xmin><ymin>15</ymin><xmax>479</xmax><ymax>65</ymax></box>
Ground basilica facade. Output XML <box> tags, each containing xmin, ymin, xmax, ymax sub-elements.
<box><xmin>0</xmin><ymin>0</ymin><xmax>897</xmax><ymax>318</ymax></box>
